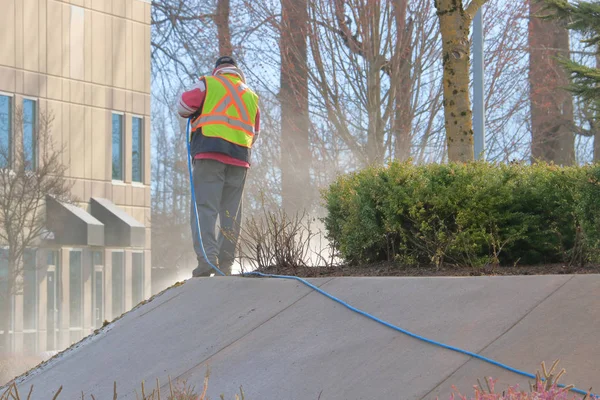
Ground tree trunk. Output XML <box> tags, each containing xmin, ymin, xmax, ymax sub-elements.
<box><xmin>393</xmin><ymin>0</ymin><xmax>412</xmax><ymax>161</ymax></box>
<box><xmin>280</xmin><ymin>0</ymin><xmax>310</xmax><ymax>213</ymax></box>
<box><xmin>529</xmin><ymin>0</ymin><xmax>574</xmax><ymax>165</ymax></box>
<box><xmin>215</xmin><ymin>0</ymin><xmax>232</xmax><ymax>56</ymax></box>
<box><xmin>435</xmin><ymin>0</ymin><xmax>475</xmax><ymax>162</ymax></box>
<box><xmin>594</xmin><ymin>54</ymin><xmax>600</xmax><ymax>163</ymax></box>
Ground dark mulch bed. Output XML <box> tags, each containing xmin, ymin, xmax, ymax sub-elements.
<box><xmin>256</xmin><ymin>262</ymin><xmax>600</xmax><ymax>278</ymax></box>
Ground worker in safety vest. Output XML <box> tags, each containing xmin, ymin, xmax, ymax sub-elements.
<box><xmin>177</xmin><ymin>56</ymin><xmax>260</xmax><ymax>277</ymax></box>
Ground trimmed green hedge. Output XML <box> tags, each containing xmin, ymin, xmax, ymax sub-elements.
<box><xmin>323</xmin><ymin>162</ymin><xmax>600</xmax><ymax>268</ymax></box>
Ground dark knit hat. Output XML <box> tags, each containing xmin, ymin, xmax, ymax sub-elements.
<box><xmin>215</xmin><ymin>56</ymin><xmax>237</xmax><ymax>68</ymax></box>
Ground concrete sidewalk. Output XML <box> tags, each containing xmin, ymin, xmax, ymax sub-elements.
<box><xmin>12</xmin><ymin>275</ymin><xmax>600</xmax><ymax>399</ymax></box>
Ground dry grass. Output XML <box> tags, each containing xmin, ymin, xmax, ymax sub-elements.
<box><xmin>0</xmin><ymin>356</ymin><xmax>42</xmax><ymax>388</ymax></box>
<box><xmin>2</xmin><ymin>368</ymin><xmax>245</xmax><ymax>400</ymax></box>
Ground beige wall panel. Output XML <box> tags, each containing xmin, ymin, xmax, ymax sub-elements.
<box><xmin>144</xmin><ymin>27</ymin><xmax>150</xmax><ymax>93</ymax></box>
<box><xmin>84</xmin><ymin>179</ymin><xmax>92</xmax><ymax>200</ymax></box>
<box><xmin>144</xmin><ymin>207</ymin><xmax>151</xmax><ymax>228</ymax></box>
<box><xmin>91</xmin><ymin>180</ymin><xmax>106</xmax><ymax>198</ymax></box>
<box><xmin>131</xmin><ymin>207</ymin><xmax>144</xmax><ymax>226</ymax></box>
<box><xmin>113</xmin><ymin>0</ymin><xmax>126</xmax><ymax>17</ymax></box>
<box><xmin>22</xmin><ymin>72</ymin><xmax>40</xmax><ymax>97</ymax></box>
<box><xmin>62</xmin><ymin>78</ymin><xmax>70</xmax><ymax>102</ymax></box>
<box><xmin>47</xmin><ymin>76</ymin><xmax>62</xmax><ymax>100</ymax></box>
<box><xmin>91</xmin><ymin>108</ymin><xmax>107</xmax><ymax>181</ymax></box>
<box><xmin>71</xmin><ymin>80</ymin><xmax>84</xmax><ymax>104</ymax></box>
<box><xmin>91</xmin><ymin>0</ymin><xmax>105</xmax><ymax>12</ymax></box>
<box><xmin>85</xmin><ymin>107</ymin><xmax>92</xmax><ymax>179</ymax></box>
<box><xmin>91</xmin><ymin>11</ymin><xmax>106</xmax><ymax>85</ymax></box>
<box><xmin>39</xmin><ymin>72</ymin><xmax>48</xmax><ymax>98</ymax></box>
<box><xmin>61</xmin><ymin>103</ymin><xmax>71</xmax><ymax>174</ymax></box>
<box><xmin>0</xmin><ymin>0</ymin><xmax>16</xmax><ymax>67</ymax></box>
<box><xmin>125</xmin><ymin>184</ymin><xmax>132</xmax><ymax>205</ymax></box>
<box><xmin>125</xmin><ymin>0</ymin><xmax>133</xmax><ymax>20</ymax></box>
<box><xmin>85</xmin><ymin>0</ymin><xmax>92</xmax><ymax>9</ymax></box>
<box><xmin>15</xmin><ymin>71</ymin><xmax>23</xmax><ymax>95</ymax></box>
<box><xmin>0</xmin><ymin>67</ymin><xmax>16</xmax><ymax>93</ymax></box>
<box><xmin>69</xmin><ymin>104</ymin><xmax>85</xmax><ymax>178</ymax></box>
<box><xmin>145</xmin><ymin>187</ymin><xmax>150</xmax><ymax>208</ymax></box>
<box><xmin>92</xmin><ymin>85</ymin><xmax>106</xmax><ymax>108</ymax></box>
<box><xmin>112</xmin><ymin>88</ymin><xmax>126</xmax><ymax>112</ymax></box>
<box><xmin>61</xmin><ymin>4</ymin><xmax>70</xmax><ymax>78</ymax></box>
<box><xmin>144</xmin><ymin>2</ymin><xmax>151</xmax><ymax>25</ymax></box>
<box><xmin>105</xmin><ymin>16</ymin><xmax>113</xmax><ymax>88</ymax></box>
<box><xmin>103</xmin><ymin>248</ymin><xmax>113</xmax><ymax>321</ymax></box>
<box><xmin>104</xmin><ymin>181</ymin><xmax>113</xmax><ymax>199</ymax></box>
<box><xmin>84</xmin><ymin>7</ymin><xmax>92</xmax><ymax>82</ymax></box>
<box><xmin>124</xmin><ymin>250</ymin><xmax>132</xmax><ymax>311</ymax></box>
<box><xmin>125</xmin><ymin>21</ymin><xmax>132</xmax><ymax>91</ymax></box>
<box><xmin>69</xmin><ymin>6</ymin><xmax>85</xmax><ymax>81</ymax></box>
<box><xmin>23</xmin><ymin>0</ymin><xmax>40</xmax><ymax>72</ymax></box>
<box><xmin>46</xmin><ymin>1</ymin><xmax>62</xmax><ymax>76</ymax></box>
<box><xmin>38</xmin><ymin>0</ymin><xmax>47</xmax><ymax>73</ymax></box>
<box><xmin>84</xmin><ymin>81</ymin><xmax>92</xmax><ymax>105</ymax></box>
<box><xmin>112</xmin><ymin>18</ymin><xmax>126</xmax><ymax>88</ymax></box>
<box><xmin>71</xmin><ymin>178</ymin><xmax>85</xmax><ymax>201</ymax></box>
<box><xmin>112</xmin><ymin>184</ymin><xmax>125</xmax><ymax>204</ymax></box>
<box><xmin>23</xmin><ymin>72</ymin><xmax>40</xmax><ymax>97</ymax></box>
<box><xmin>132</xmin><ymin>0</ymin><xmax>144</xmax><ymax>23</ymax></box>
<box><xmin>14</xmin><ymin>0</ymin><xmax>23</xmax><ymax>69</ymax></box>
<box><xmin>71</xmin><ymin>0</ymin><xmax>85</xmax><ymax>7</ymax></box>
<box><xmin>132</xmin><ymin>23</ymin><xmax>144</xmax><ymax>92</ymax></box>
<box><xmin>144</xmin><ymin>94</ymin><xmax>150</xmax><ymax>115</ymax></box>
<box><xmin>125</xmin><ymin>91</ymin><xmax>132</xmax><ymax>113</ymax></box>
<box><xmin>132</xmin><ymin>186</ymin><xmax>144</xmax><ymax>207</ymax></box>
<box><xmin>132</xmin><ymin>92</ymin><xmax>144</xmax><ymax>115</ymax></box>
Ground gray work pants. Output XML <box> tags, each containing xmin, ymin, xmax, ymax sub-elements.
<box><xmin>190</xmin><ymin>159</ymin><xmax>247</xmax><ymax>275</ymax></box>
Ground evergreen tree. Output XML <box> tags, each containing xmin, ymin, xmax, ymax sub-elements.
<box><xmin>543</xmin><ymin>0</ymin><xmax>600</xmax><ymax>111</ymax></box>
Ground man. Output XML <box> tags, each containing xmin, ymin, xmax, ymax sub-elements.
<box><xmin>177</xmin><ymin>56</ymin><xmax>260</xmax><ymax>277</ymax></box>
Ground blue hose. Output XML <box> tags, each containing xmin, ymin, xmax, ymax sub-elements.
<box><xmin>186</xmin><ymin>119</ymin><xmax>595</xmax><ymax>398</ymax></box>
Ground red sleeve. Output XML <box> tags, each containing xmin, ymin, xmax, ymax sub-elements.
<box><xmin>177</xmin><ymin>78</ymin><xmax>207</xmax><ymax>117</ymax></box>
<box><xmin>254</xmin><ymin>107</ymin><xmax>260</xmax><ymax>134</ymax></box>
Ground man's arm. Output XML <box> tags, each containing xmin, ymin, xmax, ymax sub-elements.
<box><xmin>252</xmin><ymin>107</ymin><xmax>261</xmax><ymax>145</ymax></box>
<box><xmin>177</xmin><ymin>79</ymin><xmax>207</xmax><ymax>118</ymax></box>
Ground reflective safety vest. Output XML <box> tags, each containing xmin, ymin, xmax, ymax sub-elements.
<box><xmin>190</xmin><ymin>74</ymin><xmax>259</xmax><ymax>150</ymax></box>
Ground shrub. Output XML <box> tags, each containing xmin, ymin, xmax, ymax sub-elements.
<box><xmin>323</xmin><ymin>161</ymin><xmax>600</xmax><ymax>268</ymax></box>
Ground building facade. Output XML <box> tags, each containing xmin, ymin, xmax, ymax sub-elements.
<box><xmin>0</xmin><ymin>0</ymin><xmax>151</xmax><ymax>354</ymax></box>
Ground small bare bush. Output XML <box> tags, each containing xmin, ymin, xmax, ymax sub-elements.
<box><xmin>232</xmin><ymin>206</ymin><xmax>340</xmax><ymax>274</ymax></box>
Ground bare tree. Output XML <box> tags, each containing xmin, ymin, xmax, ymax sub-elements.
<box><xmin>0</xmin><ymin>108</ymin><xmax>73</xmax><ymax>352</ymax></box>
<box><xmin>529</xmin><ymin>0</ymin><xmax>575</xmax><ymax>165</ymax></box>
<box><xmin>280</xmin><ymin>0</ymin><xmax>311</xmax><ymax>213</ymax></box>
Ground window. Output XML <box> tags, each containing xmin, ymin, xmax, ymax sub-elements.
<box><xmin>23</xmin><ymin>99</ymin><xmax>37</xmax><ymax>171</ymax></box>
<box><xmin>69</xmin><ymin>251</ymin><xmax>82</xmax><ymax>329</ymax></box>
<box><xmin>0</xmin><ymin>95</ymin><xmax>11</xmax><ymax>168</ymax></box>
<box><xmin>112</xmin><ymin>251</ymin><xmax>124</xmax><ymax>317</ymax></box>
<box><xmin>112</xmin><ymin>114</ymin><xmax>124</xmax><ymax>180</ymax></box>
<box><xmin>132</xmin><ymin>253</ymin><xmax>144</xmax><ymax>305</ymax></box>
<box><xmin>132</xmin><ymin>117</ymin><xmax>143</xmax><ymax>183</ymax></box>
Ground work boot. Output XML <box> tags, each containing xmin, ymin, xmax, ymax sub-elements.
<box><xmin>192</xmin><ymin>257</ymin><xmax>216</xmax><ymax>278</ymax></box>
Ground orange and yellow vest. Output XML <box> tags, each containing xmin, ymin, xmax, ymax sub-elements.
<box><xmin>190</xmin><ymin>74</ymin><xmax>259</xmax><ymax>163</ymax></box>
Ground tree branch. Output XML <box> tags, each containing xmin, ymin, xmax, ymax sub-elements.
<box><xmin>465</xmin><ymin>0</ymin><xmax>488</xmax><ymax>21</ymax></box>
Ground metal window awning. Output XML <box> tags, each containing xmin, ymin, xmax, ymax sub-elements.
<box><xmin>90</xmin><ymin>197</ymin><xmax>145</xmax><ymax>248</ymax></box>
<box><xmin>45</xmin><ymin>196</ymin><xmax>105</xmax><ymax>246</ymax></box>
